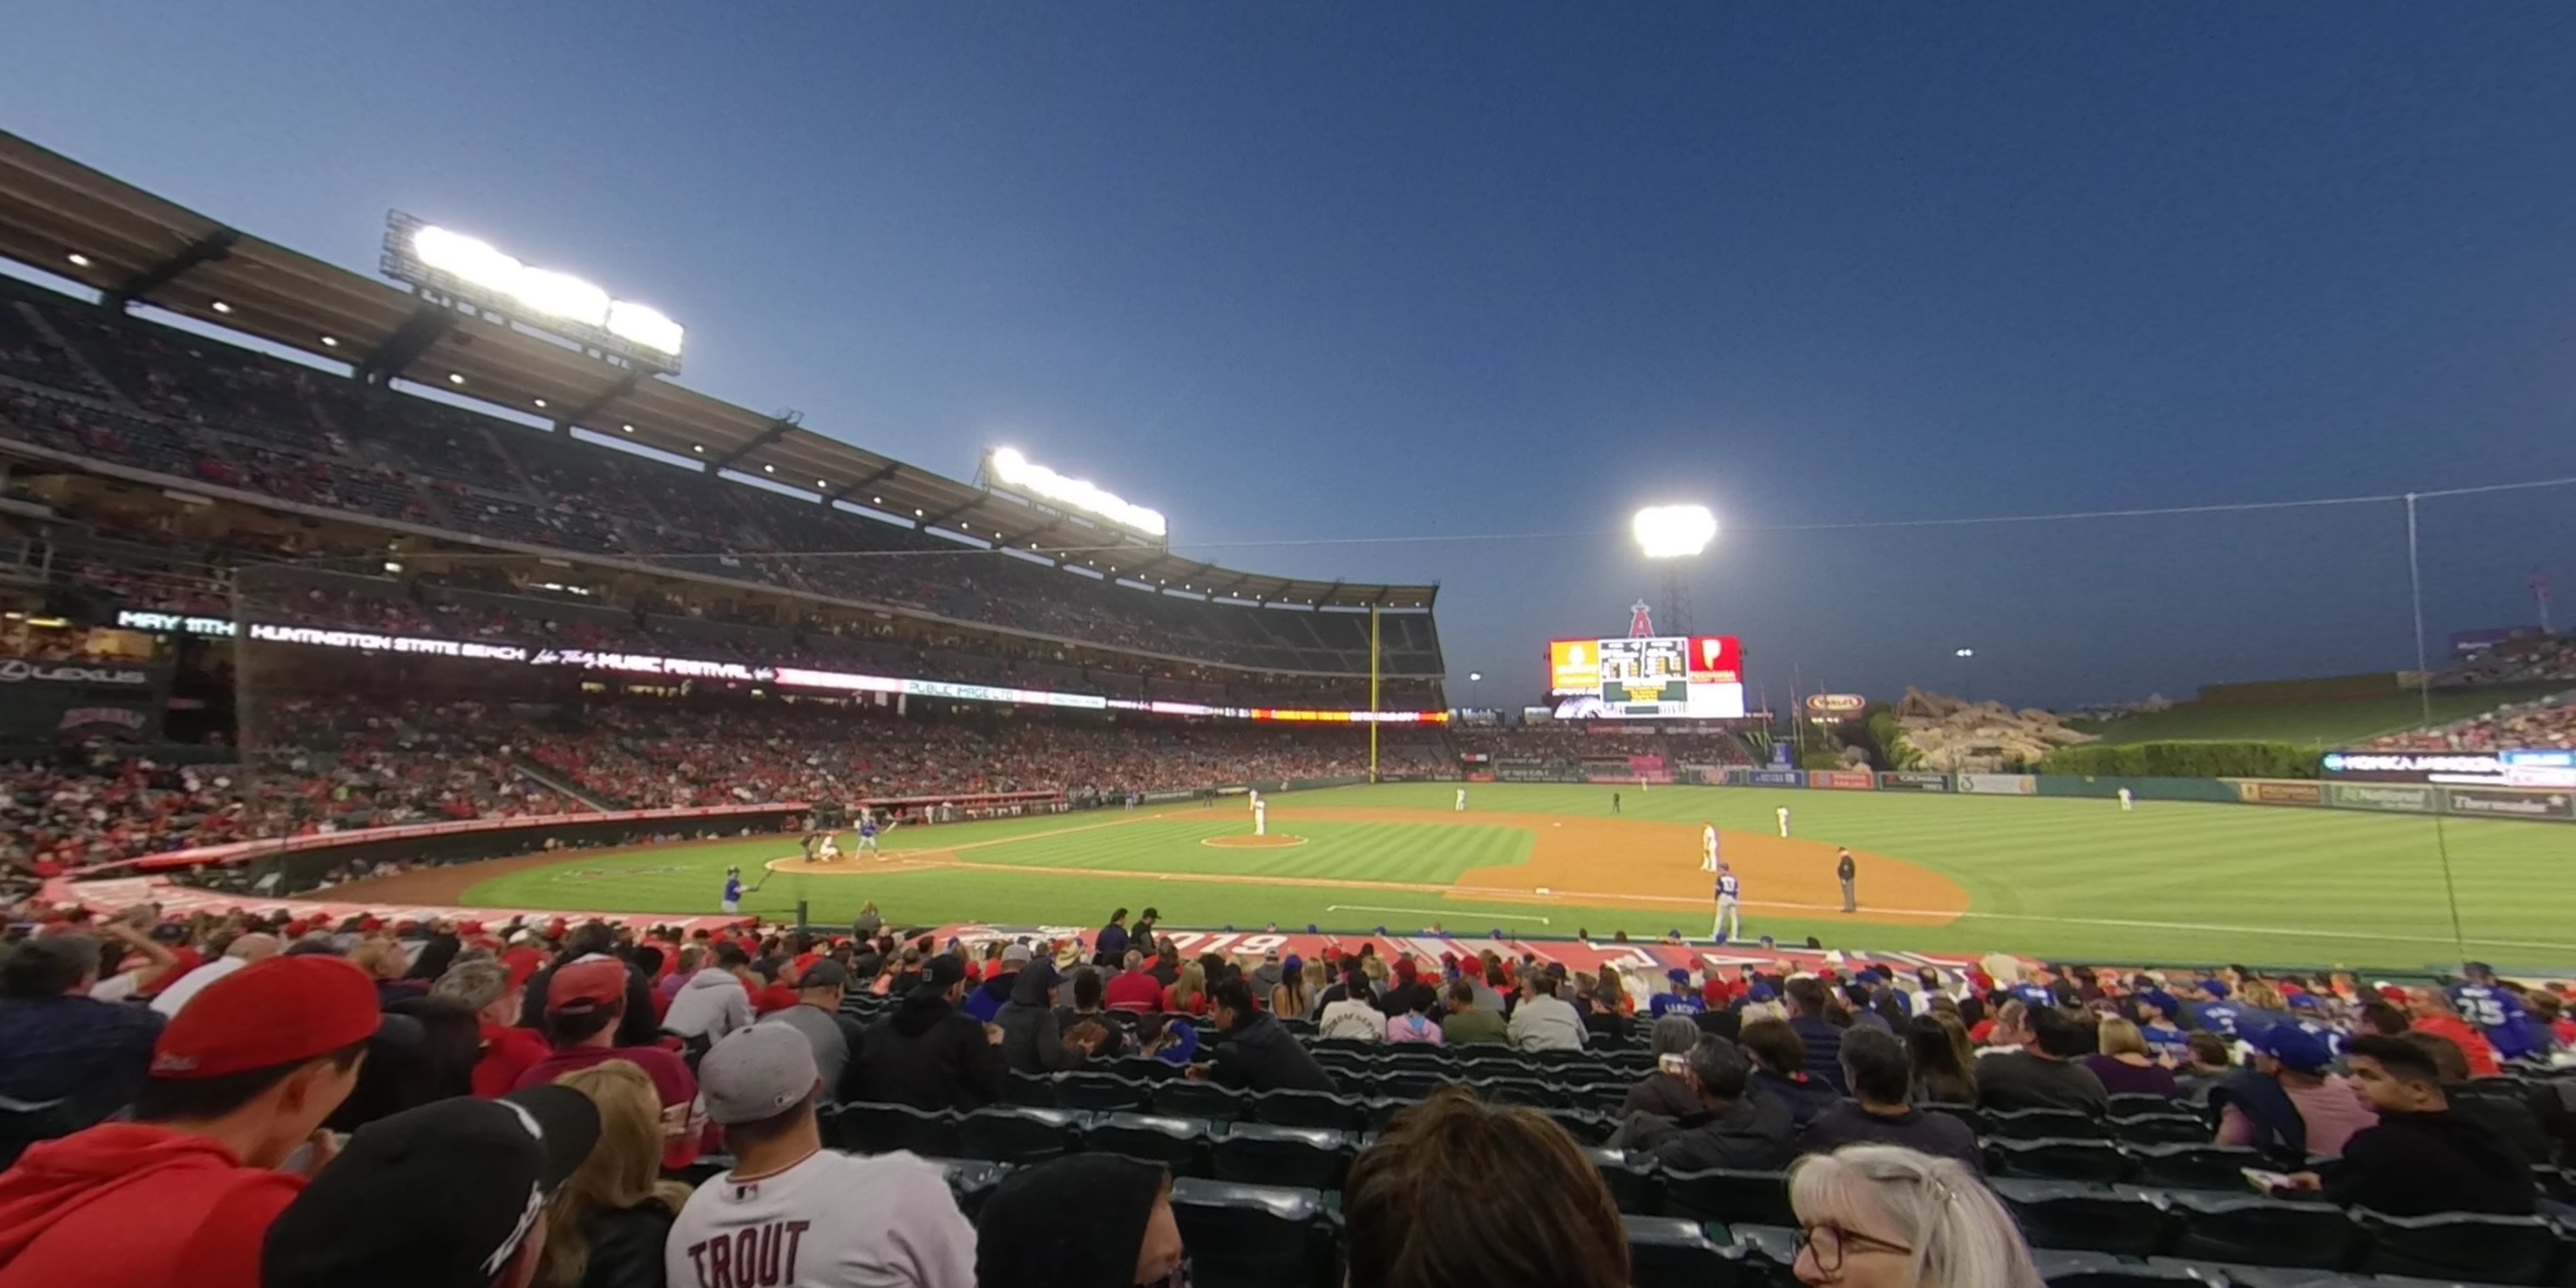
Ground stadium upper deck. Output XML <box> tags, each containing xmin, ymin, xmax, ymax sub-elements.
<box><xmin>0</xmin><ymin>130</ymin><xmax>1441</xmax><ymax>681</ymax></box>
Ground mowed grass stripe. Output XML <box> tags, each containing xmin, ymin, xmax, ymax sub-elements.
<box><xmin>956</xmin><ymin>819</ymin><xmax>1530</xmax><ymax>885</ymax></box>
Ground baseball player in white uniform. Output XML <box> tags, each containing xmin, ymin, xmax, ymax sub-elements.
<box><xmin>1700</xmin><ymin>822</ymin><xmax>1719</xmax><ymax>872</ymax></box>
<box><xmin>1713</xmin><ymin>863</ymin><xmax>1742</xmax><ymax>942</ymax></box>
<box><xmin>1776</xmin><ymin>805</ymin><xmax>1791</xmax><ymax>838</ymax></box>
<box><xmin>2118</xmin><ymin>787</ymin><xmax>2135</xmax><ymax>813</ymax></box>
<box><xmin>1252</xmin><ymin>791</ymin><xmax>1268</xmax><ymax>837</ymax></box>
<box><xmin>814</xmin><ymin>833</ymin><xmax>841</xmax><ymax>863</ymax></box>
<box><xmin>1455</xmin><ymin>786</ymin><xmax>1467</xmax><ymax>811</ymax></box>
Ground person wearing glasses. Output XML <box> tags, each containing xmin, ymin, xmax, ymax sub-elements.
<box><xmin>1786</xmin><ymin>1144</ymin><xmax>2043</xmax><ymax>1288</ymax></box>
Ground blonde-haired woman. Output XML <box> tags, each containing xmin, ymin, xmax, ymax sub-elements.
<box><xmin>1164</xmin><ymin>962</ymin><xmax>1209</xmax><ymax>1017</ymax></box>
<box><xmin>1788</xmin><ymin>1145</ymin><xmax>2042</xmax><ymax>1288</ymax></box>
<box><xmin>537</xmin><ymin>1059</ymin><xmax>695</xmax><ymax>1288</ymax></box>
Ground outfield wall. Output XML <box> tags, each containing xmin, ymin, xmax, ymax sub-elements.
<box><xmin>1663</xmin><ymin>766</ymin><xmax>2573</xmax><ymax>823</ymax></box>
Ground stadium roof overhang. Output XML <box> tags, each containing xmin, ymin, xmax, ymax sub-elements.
<box><xmin>0</xmin><ymin>131</ymin><xmax>1437</xmax><ymax>613</ymax></box>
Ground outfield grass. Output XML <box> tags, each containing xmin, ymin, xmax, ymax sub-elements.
<box><xmin>2069</xmin><ymin>681</ymin><xmax>2570</xmax><ymax>747</ymax></box>
<box><xmin>459</xmin><ymin>783</ymin><xmax>2576</xmax><ymax>972</ymax></box>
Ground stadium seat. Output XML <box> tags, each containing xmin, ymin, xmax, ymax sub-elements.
<box><xmin>1113</xmin><ymin>1056</ymin><xmax>1182</xmax><ymax>1082</ymax></box>
<box><xmin>1919</xmin><ymin>1102</ymin><xmax>1987</xmax><ymax>1135</ymax></box>
<box><xmin>2179</xmin><ymin>1263</ymin><xmax>2368</xmax><ymax>1288</ymax></box>
<box><xmin>1546</xmin><ymin>1107</ymin><xmax>1613</xmax><ymax>1145</ymax></box>
<box><xmin>0</xmin><ymin>1096</ymin><xmax>74</xmax><ymax>1172</ymax></box>
<box><xmin>1662</xmin><ymin>1167</ymin><xmax>1799</xmax><ymax>1227</ymax></box>
<box><xmin>1987</xmin><ymin>1108</ymin><xmax>2112</xmax><ymax>1140</ymax></box>
<box><xmin>1004</xmin><ymin>1069</ymin><xmax>1058</xmax><ymax>1108</ymax></box>
<box><xmin>837</xmin><ymin>1102</ymin><xmax>962</xmax><ymax>1158</ymax></box>
<box><xmin>1168</xmin><ymin>1179</ymin><xmax>1336</xmax><ymax>1288</ymax></box>
<box><xmin>2109</xmin><ymin>1093</ymin><xmax>2200</xmax><ymax>1119</ymax></box>
<box><xmin>1088</xmin><ymin>1112</ymin><xmax>1210</xmax><ymax>1173</ymax></box>
<box><xmin>1586</xmin><ymin>1146</ymin><xmax>1663</xmax><ymax>1215</ymax></box>
<box><xmin>2352</xmin><ymin>1208</ymin><xmax>2558</xmax><ymax>1285</ymax></box>
<box><xmin>1057</xmin><ymin>1072</ymin><xmax>1152</xmax><ymax>1113</ymax></box>
<box><xmin>1622</xmin><ymin>1214</ymin><xmax>1750</xmax><ymax>1288</ymax></box>
<box><xmin>1380</xmin><ymin>1046</ymin><xmax>1453</xmax><ymax>1072</ymax></box>
<box><xmin>2162</xmin><ymin>1191</ymin><xmax>2357</xmax><ymax>1270</ymax></box>
<box><xmin>1480</xmin><ymin>1076</ymin><xmax>1561</xmax><ymax>1108</ymax></box>
<box><xmin>1725</xmin><ymin>1224</ymin><xmax>1805</xmax><ymax>1288</ymax></box>
<box><xmin>1153</xmin><ymin>1080</ymin><xmax>1251</xmax><ymax>1122</ymax></box>
<box><xmin>1252</xmin><ymin>1087</ymin><xmax>1363</xmax><ymax>1130</ymax></box>
<box><xmin>2029</xmin><ymin>1250</ymin><xmax>2203</xmax><ymax>1285</ymax></box>
<box><xmin>924</xmin><ymin>1157</ymin><xmax>1015</xmax><ymax>1219</ymax></box>
<box><xmin>1565</xmin><ymin>1080</ymin><xmax>1632</xmax><ymax>1114</ymax></box>
<box><xmin>1363</xmin><ymin>1096</ymin><xmax>1418</xmax><ymax>1131</ymax></box>
<box><xmin>2109</xmin><ymin>1113</ymin><xmax>2212</xmax><ymax>1145</ymax></box>
<box><xmin>1990</xmin><ymin>1180</ymin><xmax>2173</xmax><ymax>1257</ymax></box>
<box><xmin>1987</xmin><ymin>1136</ymin><xmax>2133</xmax><ymax>1183</ymax></box>
<box><xmin>1374</xmin><ymin>1069</ymin><xmax>1451</xmax><ymax>1101</ymax></box>
<box><xmin>1211</xmin><ymin>1124</ymin><xmax>1351</xmax><ymax>1190</ymax></box>
<box><xmin>956</xmin><ymin>1107</ymin><xmax>1083</xmax><ymax>1165</ymax></box>
<box><xmin>2126</xmin><ymin>1142</ymin><xmax>2268</xmax><ymax>1191</ymax></box>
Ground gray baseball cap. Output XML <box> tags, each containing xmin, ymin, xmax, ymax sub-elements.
<box><xmin>798</xmin><ymin>960</ymin><xmax>851</xmax><ymax>991</ymax></box>
<box><xmin>1000</xmin><ymin>941</ymin><xmax>1034</xmax><ymax>965</ymax></box>
<box><xmin>700</xmin><ymin>1024</ymin><xmax>820</xmax><ymax>1125</ymax></box>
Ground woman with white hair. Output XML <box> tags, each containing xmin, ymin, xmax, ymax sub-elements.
<box><xmin>1787</xmin><ymin>1144</ymin><xmax>2042</xmax><ymax>1288</ymax></box>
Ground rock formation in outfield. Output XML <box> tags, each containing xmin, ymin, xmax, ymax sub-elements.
<box><xmin>1892</xmin><ymin>687</ymin><xmax>2098</xmax><ymax>772</ymax></box>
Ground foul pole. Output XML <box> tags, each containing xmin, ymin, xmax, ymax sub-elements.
<box><xmin>1368</xmin><ymin>605</ymin><xmax>1381</xmax><ymax>782</ymax></box>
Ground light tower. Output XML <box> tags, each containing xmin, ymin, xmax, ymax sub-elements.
<box><xmin>1632</xmin><ymin>504</ymin><xmax>1718</xmax><ymax>636</ymax></box>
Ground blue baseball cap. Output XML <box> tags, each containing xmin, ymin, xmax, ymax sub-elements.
<box><xmin>1666</xmin><ymin>968</ymin><xmax>1690</xmax><ymax>984</ymax></box>
<box><xmin>1746</xmin><ymin>982</ymin><xmax>1777</xmax><ymax>1003</ymax></box>
<box><xmin>2135</xmin><ymin>989</ymin><xmax>2182</xmax><ymax>1020</ymax></box>
<box><xmin>2196</xmin><ymin>979</ymin><xmax>2232</xmax><ymax>1000</ymax></box>
<box><xmin>2248</xmin><ymin>1023</ymin><xmax>2333</xmax><ymax>1075</ymax></box>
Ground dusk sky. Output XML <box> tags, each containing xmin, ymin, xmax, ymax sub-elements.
<box><xmin>5</xmin><ymin>3</ymin><xmax>2573</xmax><ymax>708</ymax></box>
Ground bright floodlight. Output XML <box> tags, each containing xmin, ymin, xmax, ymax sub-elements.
<box><xmin>1632</xmin><ymin>504</ymin><xmax>1718</xmax><ymax>559</ymax></box>
<box><xmin>409</xmin><ymin>223</ymin><xmax>684</xmax><ymax>359</ymax></box>
<box><xmin>989</xmin><ymin>447</ymin><xmax>1168</xmax><ymax>538</ymax></box>
<box><xmin>1955</xmin><ymin>647</ymin><xmax>1975</xmax><ymax>658</ymax></box>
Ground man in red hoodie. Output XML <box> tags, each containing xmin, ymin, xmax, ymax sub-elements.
<box><xmin>0</xmin><ymin>954</ymin><xmax>402</xmax><ymax>1288</ymax></box>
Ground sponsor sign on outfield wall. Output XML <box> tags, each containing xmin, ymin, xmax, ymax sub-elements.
<box><xmin>1807</xmin><ymin>769</ymin><xmax>1876</xmax><ymax>790</ymax></box>
<box><xmin>2445</xmin><ymin>787</ymin><xmax>2575</xmax><ymax>820</ymax></box>
<box><xmin>2237</xmin><ymin>779</ymin><xmax>2327</xmax><ymax>806</ymax></box>
<box><xmin>2326</xmin><ymin>782</ymin><xmax>2437</xmax><ymax>813</ymax></box>
<box><xmin>2317</xmin><ymin>749</ymin><xmax>2514</xmax><ymax>787</ymax></box>
<box><xmin>1878</xmin><ymin>771</ymin><xmax>1952</xmax><ymax>792</ymax></box>
<box><xmin>1956</xmin><ymin>774</ymin><xmax>2038</xmax><ymax>796</ymax></box>
<box><xmin>1748</xmin><ymin>769</ymin><xmax>1804</xmax><ymax>787</ymax></box>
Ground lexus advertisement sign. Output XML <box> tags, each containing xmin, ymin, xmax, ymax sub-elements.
<box><xmin>0</xmin><ymin>655</ymin><xmax>169</xmax><ymax>742</ymax></box>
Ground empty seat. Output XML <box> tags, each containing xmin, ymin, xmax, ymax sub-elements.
<box><xmin>1363</xmin><ymin>1096</ymin><xmax>1417</xmax><ymax>1131</ymax></box>
<box><xmin>923</xmin><ymin>1156</ymin><xmax>1014</xmax><ymax>1219</ymax></box>
<box><xmin>1212</xmin><ymin>1124</ymin><xmax>1351</xmax><ymax>1190</ymax></box>
<box><xmin>1727</xmin><ymin>1224</ymin><xmax>1804</xmax><ymax>1288</ymax></box>
<box><xmin>2162</xmin><ymin>1191</ymin><xmax>2356</xmax><ymax>1270</ymax></box>
<box><xmin>2354</xmin><ymin>1208</ymin><xmax>2557</xmax><ymax>1285</ymax></box>
<box><xmin>2125</xmin><ymin>1142</ymin><xmax>2266</xmax><ymax>1191</ymax></box>
<box><xmin>1112</xmin><ymin>1056</ymin><xmax>1182</xmax><ymax>1082</ymax></box>
<box><xmin>1988</xmin><ymin>1137</ymin><xmax>2132</xmax><ymax>1183</ymax></box>
<box><xmin>1623</xmin><ymin>1214</ymin><xmax>1748</xmax><ymax>1288</ymax></box>
<box><xmin>1058</xmin><ymin>1072</ymin><xmax>1151</xmax><ymax>1113</ymax></box>
<box><xmin>1990</xmin><ymin>1180</ymin><xmax>2172</xmax><ymax>1257</ymax></box>
<box><xmin>2174</xmin><ymin>1262</ymin><xmax>2368</xmax><ymax>1287</ymax></box>
<box><xmin>1375</xmin><ymin>1069</ymin><xmax>1451</xmax><ymax>1101</ymax></box>
<box><xmin>2030</xmin><ymin>1250</ymin><xmax>2207</xmax><ymax>1285</ymax></box>
<box><xmin>1252</xmin><ymin>1087</ymin><xmax>1363</xmax><ymax>1130</ymax></box>
<box><xmin>956</xmin><ymin>1106</ymin><xmax>1082</xmax><ymax>1165</ymax></box>
<box><xmin>1481</xmin><ymin>1076</ymin><xmax>1561</xmax><ymax>1108</ymax></box>
<box><xmin>1586</xmin><ymin>1146</ymin><xmax>1663</xmax><ymax>1215</ymax></box>
<box><xmin>2108</xmin><ymin>1093</ymin><xmax>2197</xmax><ymax>1119</ymax></box>
<box><xmin>1169</xmin><ymin>1179</ymin><xmax>1336</xmax><ymax>1288</ymax></box>
<box><xmin>1546</xmin><ymin>1107</ymin><xmax>1613</xmax><ymax>1146</ymax></box>
<box><xmin>2109</xmin><ymin>1113</ymin><xmax>2212</xmax><ymax>1145</ymax></box>
<box><xmin>1004</xmin><ymin>1069</ymin><xmax>1058</xmax><ymax>1108</ymax></box>
<box><xmin>837</xmin><ymin>1102</ymin><xmax>961</xmax><ymax>1158</ymax></box>
<box><xmin>1918</xmin><ymin>1102</ymin><xmax>1987</xmax><ymax>1135</ymax></box>
<box><xmin>1153</xmin><ymin>1080</ymin><xmax>1251</xmax><ymax>1122</ymax></box>
<box><xmin>1662</xmin><ymin>1167</ymin><xmax>1798</xmax><ymax>1227</ymax></box>
<box><xmin>1089</xmin><ymin>1112</ymin><xmax>1210</xmax><ymax>1173</ymax></box>
<box><xmin>1986</xmin><ymin>1108</ymin><xmax>2109</xmax><ymax>1141</ymax></box>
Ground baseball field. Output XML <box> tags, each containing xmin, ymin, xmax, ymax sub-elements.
<box><xmin>327</xmin><ymin>782</ymin><xmax>2574</xmax><ymax>972</ymax></box>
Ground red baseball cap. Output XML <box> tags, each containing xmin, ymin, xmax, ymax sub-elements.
<box><xmin>547</xmin><ymin>959</ymin><xmax>628</xmax><ymax>1013</ymax></box>
<box><xmin>152</xmin><ymin>956</ymin><xmax>404</xmax><ymax>1080</ymax></box>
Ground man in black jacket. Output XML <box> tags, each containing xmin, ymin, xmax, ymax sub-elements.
<box><xmin>515</xmin><ymin>922</ymin><xmax>659</xmax><ymax>1048</ymax></box>
<box><xmin>1609</xmin><ymin>1035</ymin><xmax>1795</xmax><ymax>1172</ymax></box>
<box><xmin>1192</xmin><ymin>980</ymin><xmax>1335</xmax><ymax>1093</ymax></box>
<box><xmin>1799</xmin><ymin>1027</ymin><xmax>1982</xmax><ymax>1171</ymax></box>
<box><xmin>2277</xmin><ymin>1035</ymin><xmax>2534</xmax><ymax>1216</ymax></box>
<box><xmin>845</xmin><ymin>955</ymin><xmax>1006</xmax><ymax>1111</ymax></box>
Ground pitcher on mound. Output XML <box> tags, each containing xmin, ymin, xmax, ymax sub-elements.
<box><xmin>1252</xmin><ymin>791</ymin><xmax>1268</xmax><ymax>837</ymax></box>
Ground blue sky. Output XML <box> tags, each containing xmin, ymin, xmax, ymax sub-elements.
<box><xmin>4</xmin><ymin>3</ymin><xmax>2573</xmax><ymax>708</ymax></box>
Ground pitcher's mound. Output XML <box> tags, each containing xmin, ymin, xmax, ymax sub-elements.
<box><xmin>1201</xmin><ymin>835</ymin><xmax>1307</xmax><ymax>849</ymax></box>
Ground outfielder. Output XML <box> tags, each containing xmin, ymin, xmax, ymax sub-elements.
<box><xmin>1712</xmin><ymin>863</ymin><xmax>1742</xmax><ymax>942</ymax></box>
<box><xmin>721</xmin><ymin>866</ymin><xmax>744</xmax><ymax>914</ymax></box>
<box><xmin>2117</xmin><ymin>787</ymin><xmax>2135</xmax><ymax>813</ymax></box>
<box><xmin>1776</xmin><ymin>805</ymin><xmax>1791</xmax><ymax>838</ymax></box>
<box><xmin>1455</xmin><ymin>786</ymin><xmax>1467</xmax><ymax>811</ymax></box>
<box><xmin>1699</xmin><ymin>821</ymin><xmax>1719</xmax><ymax>872</ymax></box>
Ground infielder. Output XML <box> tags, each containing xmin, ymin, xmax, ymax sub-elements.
<box><xmin>2117</xmin><ymin>787</ymin><xmax>2135</xmax><ymax>813</ymax></box>
<box><xmin>1776</xmin><ymin>805</ymin><xmax>1791</xmax><ymax>838</ymax></box>
<box><xmin>721</xmin><ymin>866</ymin><xmax>744</xmax><ymax>914</ymax></box>
<box><xmin>1837</xmin><ymin>847</ymin><xmax>1857</xmax><ymax>913</ymax></box>
<box><xmin>1252</xmin><ymin>791</ymin><xmax>1268</xmax><ymax>837</ymax></box>
<box><xmin>1712</xmin><ymin>863</ymin><xmax>1742</xmax><ymax>942</ymax></box>
<box><xmin>1699</xmin><ymin>821</ymin><xmax>1719</xmax><ymax>872</ymax></box>
<box><xmin>1455</xmin><ymin>786</ymin><xmax>1468</xmax><ymax>811</ymax></box>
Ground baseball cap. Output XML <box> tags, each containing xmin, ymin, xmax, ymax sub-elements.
<box><xmin>799</xmin><ymin>960</ymin><xmax>851</xmax><ymax>991</ymax></box>
<box><xmin>2248</xmin><ymin>1023</ymin><xmax>2334</xmax><ymax>1075</ymax></box>
<box><xmin>261</xmin><ymin>1085</ymin><xmax>602</xmax><ymax>1288</ymax></box>
<box><xmin>1001</xmin><ymin>941</ymin><xmax>1034</xmax><ymax>966</ymax></box>
<box><xmin>2196</xmin><ymin>979</ymin><xmax>2232</xmax><ymax>1000</ymax></box>
<box><xmin>1666</xmin><ymin>968</ymin><xmax>1691</xmax><ymax>984</ymax></box>
<box><xmin>546</xmin><ymin>959</ymin><xmax>628</xmax><ymax>1013</ymax></box>
<box><xmin>153</xmin><ymin>956</ymin><xmax>412</xmax><ymax>1080</ymax></box>
<box><xmin>701</xmin><ymin>1024</ymin><xmax>821</xmax><ymax>1124</ymax></box>
<box><xmin>915</xmin><ymin>954</ymin><xmax>967</xmax><ymax>994</ymax></box>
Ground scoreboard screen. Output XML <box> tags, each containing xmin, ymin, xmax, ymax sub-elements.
<box><xmin>1549</xmin><ymin>634</ymin><xmax>1745</xmax><ymax>719</ymax></box>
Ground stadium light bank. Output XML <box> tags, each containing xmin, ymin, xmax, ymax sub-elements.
<box><xmin>1633</xmin><ymin>503</ymin><xmax>1718</xmax><ymax>636</ymax></box>
<box><xmin>381</xmin><ymin>212</ymin><xmax>685</xmax><ymax>372</ymax></box>
<box><xmin>983</xmin><ymin>447</ymin><xmax>1169</xmax><ymax>541</ymax></box>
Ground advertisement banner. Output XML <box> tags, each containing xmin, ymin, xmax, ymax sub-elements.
<box><xmin>1878</xmin><ymin>771</ymin><xmax>1952</xmax><ymax>792</ymax></box>
<box><xmin>1549</xmin><ymin>639</ymin><xmax>1602</xmax><ymax>695</ymax></box>
<box><xmin>1684</xmin><ymin>765</ymin><xmax>1750</xmax><ymax>786</ymax></box>
<box><xmin>0</xmin><ymin>655</ymin><xmax>171</xmax><ymax>742</ymax></box>
<box><xmin>2318</xmin><ymin>750</ymin><xmax>2512</xmax><ymax>787</ymax></box>
<box><xmin>2235</xmin><ymin>779</ymin><xmax>2327</xmax><ymax>807</ymax></box>
<box><xmin>1807</xmin><ymin>769</ymin><xmax>1875</xmax><ymax>791</ymax></box>
<box><xmin>1685</xmin><ymin>635</ymin><xmax>1744</xmax><ymax>686</ymax></box>
<box><xmin>2327</xmin><ymin>782</ymin><xmax>2437</xmax><ymax>813</ymax></box>
<box><xmin>1749</xmin><ymin>769</ymin><xmax>1805</xmax><ymax>787</ymax></box>
<box><xmin>1805</xmin><ymin>693</ymin><xmax>1867</xmax><ymax>719</ymax></box>
<box><xmin>1957</xmin><ymin>774</ymin><xmax>2038</xmax><ymax>796</ymax></box>
<box><xmin>2444</xmin><ymin>787</ymin><xmax>2575</xmax><ymax>821</ymax></box>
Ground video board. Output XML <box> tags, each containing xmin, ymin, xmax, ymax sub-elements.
<box><xmin>1548</xmin><ymin>634</ymin><xmax>1745</xmax><ymax>719</ymax></box>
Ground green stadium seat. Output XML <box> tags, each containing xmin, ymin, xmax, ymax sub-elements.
<box><xmin>837</xmin><ymin>1102</ymin><xmax>961</xmax><ymax>1157</ymax></box>
<box><xmin>1584</xmin><ymin>1146</ymin><xmax>1663</xmax><ymax>1215</ymax></box>
<box><xmin>1480</xmin><ymin>1076</ymin><xmax>1560</xmax><ymax>1108</ymax></box>
<box><xmin>2110</xmin><ymin>1113</ymin><xmax>2213</xmax><ymax>1145</ymax></box>
<box><xmin>1988</xmin><ymin>1136</ymin><xmax>2134</xmax><ymax>1183</ymax></box>
<box><xmin>2162</xmin><ymin>1190</ymin><xmax>2357</xmax><ymax>1269</ymax></box>
<box><xmin>1058</xmin><ymin>1072</ymin><xmax>1151</xmax><ymax>1112</ymax></box>
<box><xmin>2126</xmin><ymin>1141</ymin><xmax>2266</xmax><ymax>1191</ymax></box>
<box><xmin>1662</xmin><ymin>1166</ymin><xmax>1798</xmax><ymax>1227</ymax></box>
<box><xmin>1251</xmin><ymin>1087</ymin><xmax>1363</xmax><ymax>1130</ymax></box>
<box><xmin>1988</xmin><ymin>1108</ymin><xmax>2111</xmax><ymax>1140</ymax></box>
<box><xmin>1088</xmin><ymin>1112</ymin><xmax>1211</xmax><ymax>1173</ymax></box>
<box><xmin>1112</xmin><ymin>1056</ymin><xmax>1182</xmax><ymax>1082</ymax></box>
<box><xmin>1380</xmin><ymin>1046</ymin><xmax>1454</xmax><ymax>1071</ymax></box>
<box><xmin>1545</xmin><ymin>1106</ymin><xmax>1613</xmax><ymax>1146</ymax></box>
<box><xmin>2183</xmin><ymin>1263</ymin><xmax>2368</xmax><ymax>1287</ymax></box>
<box><xmin>1213</xmin><ymin>1124</ymin><xmax>1351</xmax><ymax>1190</ymax></box>
<box><xmin>921</xmin><ymin>1156</ymin><xmax>1014</xmax><ymax>1219</ymax></box>
<box><xmin>956</xmin><ymin>1106</ymin><xmax>1082</xmax><ymax>1165</ymax></box>
<box><xmin>1990</xmin><ymin>1180</ymin><xmax>2173</xmax><ymax>1257</ymax></box>
<box><xmin>1725</xmin><ymin>1224</ymin><xmax>1805</xmax><ymax>1288</ymax></box>
<box><xmin>1004</xmin><ymin>1069</ymin><xmax>1058</xmax><ymax>1108</ymax></box>
<box><xmin>1622</xmin><ymin>1214</ymin><xmax>1751</xmax><ymax>1288</ymax></box>
<box><xmin>1363</xmin><ymin>1096</ymin><xmax>1417</xmax><ymax>1131</ymax></box>
<box><xmin>1169</xmin><ymin>1179</ymin><xmax>1336</xmax><ymax>1288</ymax></box>
<box><xmin>1374</xmin><ymin>1069</ymin><xmax>1450</xmax><ymax>1101</ymax></box>
<box><xmin>2109</xmin><ymin>1093</ymin><xmax>2197</xmax><ymax>1119</ymax></box>
<box><xmin>2030</xmin><ymin>1250</ymin><xmax>2205</xmax><ymax>1285</ymax></box>
<box><xmin>1153</xmin><ymin>1080</ymin><xmax>1250</xmax><ymax>1121</ymax></box>
<box><xmin>2353</xmin><ymin>1208</ymin><xmax>2558</xmax><ymax>1285</ymax></box>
